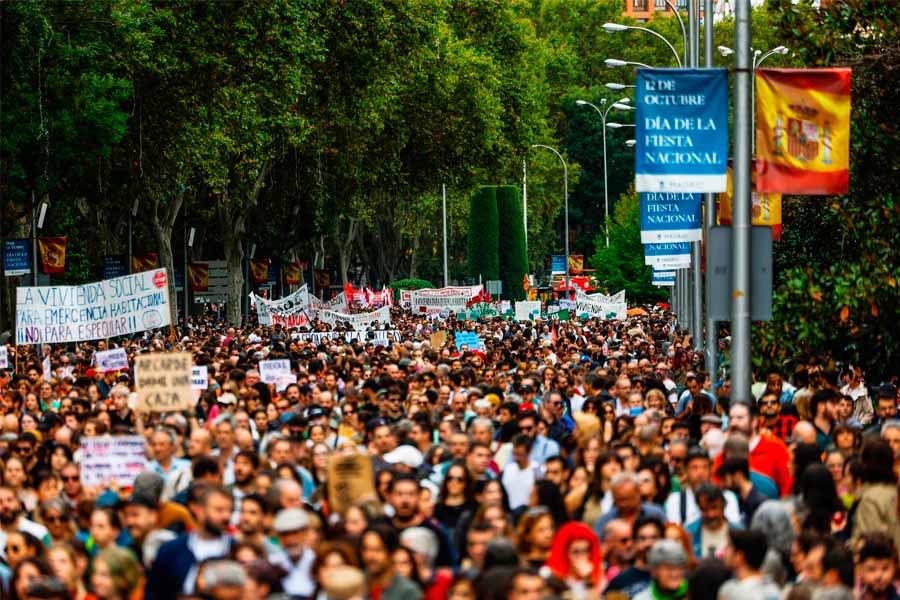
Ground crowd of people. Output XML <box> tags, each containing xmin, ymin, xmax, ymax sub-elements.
<box><xmin>0</xmin><ymin>305</ymin><xmax>897</xmax><ymax>600</ymax></box>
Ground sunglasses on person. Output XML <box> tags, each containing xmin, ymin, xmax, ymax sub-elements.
<box><xmin>446</xmin><ymin>475</ymin><xmax>466</xmax><ymax>483</ymax></box>
<box><xmin>759</xmin><ymin>399</ymin><xmax>780</xmax><ymax>406</ymax></box>
<box><xmin>518</xmin><ymin>425</ymin><xmax>534</xmax><ymax>432</ymax></box>
<box><xmin>44</xmin><ymin>515</ymin><xmax>69</xmax><ymax>524</ymax></box>
<box><xmin>62</xmin><ymin>475</ymin><xmax>80</xmax><ymax>483</ymax></box>
<box><xmin>16</xmin><ymin>445</ymin><xmax>32</xmax><ymax>454</ymax></box>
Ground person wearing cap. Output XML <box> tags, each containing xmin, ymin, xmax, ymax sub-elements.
<box><xmin>632</xmin><ymin>539</ymin><xmax>689</xmax><ymax>600</ymax></box>
<box><xmin>269</xmin><ymin>506</ymin><xmax>317</xmax><ymax>597</ymax></box>
<box><xmin>122</xmin><ymin>489</ymin><xmax>176</xmax><ymax>568</ymax></box>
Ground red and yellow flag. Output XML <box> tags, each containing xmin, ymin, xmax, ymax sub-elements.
<box><xmin>188</xmin><ymin>263</ymin><xmax>209</xmax><ymax>291</ymax></box>
<box><xmin>132</xmin><ymin>253</ymin><xmax>158</xmax><ymax>273</ymax></box>
<box><xmin>719</xmin><ymin>165</ymin><xmax>783</xmax><ymax>240</ymax></box>
<box><xmin>249</xmin><ymin>259</ymin><xmax>269</xmax><ymax>284</ymax></box>
<box><xmin>756</xmin><ymin>68</ymin><xmax>851</xmax><ymax>194</ymax></box>
<box><xmin>38</xmin><ymin>237</ymin><xmax>66</xmax><ymax>274</ymax></box>
<box><xmin>283</xmin><ymin>262</ymin><xmax>302</xmax><ymax>285</ymax></box>
<box><xmin>568</xmin><ymin>255</ymin><xmax>584</xmax><ymax>274</ymax></box>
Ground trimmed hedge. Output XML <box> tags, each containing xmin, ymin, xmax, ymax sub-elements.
<box><xmin>467</xmin><ymin>186</ymin><xmax>500</xmax><ymax>282</ymax></box>
<box><xmin>496</xmin><ymin>185</ymin><xmax>528</xmax><ymax>301</ymax></box>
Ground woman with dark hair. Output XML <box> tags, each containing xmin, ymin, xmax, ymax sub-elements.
<box><xmin>434</xmin><ymin>462</ymin><xmax>476</xmax><ymax>531</ymax></box>
<box><xmin>359</xmin><ymin>524</ymin><xmax>422</xmax><ymax>600</ymax></box>
<box><xmin>566</xmin><ymin>450</ymin><xmax>623</xmax><ymax>522</ymax></box>
<box><xmin>796</xmin><ymin>463</ymin><xmax>844</xmax><ymax>535</ymax></box>
<box><xmin>790</xmin><ymin>443</ymin><xmax>823</xmax><ymax>493</ymax></box>
<box><xmin>852</xmin><ymin>437</ymin><xmax>900</xmax><ymax>549</ymax></box>
<box><xmin>528</xmin><ymin>480</ymin><xmax>568</xmax><ymax>527</ymax></box>
<box><xmin>515</xmin><ymin>506</ymin><xmax>555</xmax><ymax>569</ymax></box>
<box><xmin>245</xmin><ymin>559</ymin><xmax>288</xmax><ymax>598</ymax></box>
<box><xmin>391</xmin><ymin>545</ymin><xmax>425</xmax><ymax>592</ymax></box>
<box><xmin>10</xmin><ymin>557</ymin><xmax>55</xmax><ymax>600</ymax></box>
<box><xmin>687</xmin><ymin>558</ymin><xmax>731</xmax><ymax>600</ymax></box>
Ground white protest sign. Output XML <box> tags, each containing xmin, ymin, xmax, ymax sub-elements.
<box><xmin>134</xmin><ymin>352</ymin><xmax>192</xmax><ymax>412</ymax></box>
<box><xmin>289</xmin><ymin>330</ymin><xmax>401</xmax><ymax>345</ymax></box>
<box><xmin>252</xmin><ymin>285</ymin><xmax>310</xmax><ymax>325</ymax></box>
<box><xmin>409</xmin><ymin>286</ymin><xmax>483</xmax><ymax>314</ymax></box>
<box><xmin>95</xmin><ymin>348</ymin><xmax>129</xmax><ymax>373</ymax></box>
<box><xmin>0</xmin><ymin>346</ymin><xmax>7</xmax><ymax>370</ymax></box>
<box><xmin>79</xmin><ymin>436</ymin><xmax>147</xmax><ymax>487</ymax></box>
<box><xmin>515</xmin><ymin>301</ymin><xmax>542</xmax><ymax>321</ymax></box>
<box><xmin>259</xmin><ymin>359</ymin><xmax>291</xmax><ymax>384</ymax></box>
<box><xmin>192</xmin><ymin>366</ymin><xmax>209</xmax><ymax>390</ymax></box>
<box><xmin>15</xmin><ymin>268</ymin><xmax>172</xmax><ymax>345</ymax></box>
<box><xmin>275</xmin><ymin>373</ymin><xmax>297</xmax><ymax>393</ymax></box>
<box><xmin>574</xmin><ymin>291</ymin><xmax>627</xmax><ymax>320</ymax></box>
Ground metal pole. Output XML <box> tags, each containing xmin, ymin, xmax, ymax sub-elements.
<box><xmin>689</xmin><ymin>0</ymin><xmax>703</xmax><ymax>350</ymax></box>
<box><xmin>731</xmin><ymin>0</ymin><xmax>753</xmax><ymax>402</ymax></box>
<box><xmin>523</xmin><ymin>159</ymin><xmax>528</xmax><ymax>253</ymax></box>
<box><xmin>563</xmin><ymin>161</ymin><xmax>570</xmax><ymax>296</ymax></box>
<box><xmin>704</xmin><ymin>0</ymin><xmax>717</xmax><ymax>375</ymax></box>
<box><xmin>687</xmin><ymin>0</ymin><xmax>697</xmax><ymax>68</ymax></box>
<box><xmin>602</xmin><ymin>111</ymin><xmax>610</xmax><ymax>248</ymax></box>
<box><xmin>183</xmin><ymin>209</ymin><xmax>189</xmax><ymax>330</ymax></box>
<box><xmin>31</xmin><ymin>192</ymin><xmax>38</xmax><ymax>287</ymax></box>
<box><xmin>442</xmin><ymin>183</ymin><xmax>448</xmax><ymax>287</ymax></box>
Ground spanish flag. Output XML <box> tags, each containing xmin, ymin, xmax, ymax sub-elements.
<box><xmin>38</xmin><ymin>237</ymin><xmax>66</xmax><ymax>274</ymax></box>
<box><xmin>756</xmin><ymin>68</ymin><xmax>851</xmax><ymax>195</ymax></box>
<box><xmin>132</xmin><ymin>253</ymin><xmax>158</xmax><ymax>273</ymax></box>
<box><xmin>249</xmin><ymin>259</ymin><xmax>269</xmax><ymax>284</ymax></box>
<box><xmin>568</xmin><ymin>255</ymin><xmax>584</xmax><ymax>274</ymax></box>
<box><xmin>719</xmin><ymin>164</ymin><xmax>783</xmax><ymax>240</ymax></box>
<box><xmin>283</xmin><ymin>262</ymin><xmax>302</xmax><ymax>286</ymax></box>
<box><xmin>188</xmin><ymin>263</ymin><xmax>209</xmax><ymax>291</ymax></box>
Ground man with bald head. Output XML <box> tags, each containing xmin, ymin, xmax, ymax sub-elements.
<box><xmin>792</xmin><ymin>421</ymin><xmax>818</xmax><ymax>447</ymax></box>
<box><xmin>188</xmin><ymin>429</ymin><xmax>214</xmax><ymax>459</ymax></box>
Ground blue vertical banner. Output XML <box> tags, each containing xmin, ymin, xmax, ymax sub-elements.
<box><xmin>551</xmin><ymin>255</ymin><xmax>566</xmax><ymax>274</ymax></box>
<box><xmin>102</xmin><ymin>256</ymin><xmax>128</xmax><ymax>280</ymax></box>
<box><xmin>3</xmin><ymin>239</ymin><xmax>31</xmax><ymax>276</ymax></box>
<box><xmin>652</xmin><ymin>269</ymin><xmax>677</xmax><ymax>287</ymax></box>
<box><xmin>640</xmin><ymin>192</ymin><xmax>703</xmax><ymax>243</ymax></box>
<box><xmin>643</xmin><ymin>242</ymin><xmax>692</xmax><ymax>268</ymax></box>
<box><xmin>635</xmin><ymin>68</ymin><xmax>729</xmax><ymax>193</ymax></box>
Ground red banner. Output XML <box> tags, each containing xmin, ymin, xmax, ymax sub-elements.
<box><xmin>132</xmin><ymin>254</ymin><xmax>158</xmax><ymax>273</ymax></box>
<box><xmin>283</xmin><ymin>262</ymin><xmax>302</xmax><ymax>285</ymax></box>
<box><xmin>38</xmin><ymin>237</ymin><xmax>66</xmax><ymax>274</ymax></box>
<box><xmin>249</xmin><ymin>259</ymin><xmax>269</xmax><ymax>284</ymax></box>
<box><xmin>188</xmin><ymin>263</ymin><xmax>209</xmax><ymax>291</ymax></box>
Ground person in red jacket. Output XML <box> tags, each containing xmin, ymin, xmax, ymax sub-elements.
<box><xmin>717</xmin><ymin>402</ymin><xmax>793</xmax><ymax>497</ymax></box>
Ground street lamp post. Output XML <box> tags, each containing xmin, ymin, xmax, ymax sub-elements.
<box><xmin>602</xmin><ymin>23</ymin><xmax>684</xmax><ymax>67</ymax></box>
<box><xmin>530</xmin><ymin>144</ymin><xmax>569</xmax><ymax>294</ymax></box>
<box><xmin>574</xmin><ymin>98</ymin><xmax>633</xmax><ymax>248</ymax></box>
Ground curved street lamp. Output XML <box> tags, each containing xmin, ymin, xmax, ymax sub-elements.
<box><xmin>575</xmin><ymin>98</ymin><xmax>633</xmax><ymax>248</ymax></box>
<box><xmin>530</xmin><ymin>144</ymin><xmax>570</xmax><ymax>293</ymax></box>
<box><xmin>602</xmin><ymin>22</ymin><xmax>683</xmax><ymax>67</ymax></box>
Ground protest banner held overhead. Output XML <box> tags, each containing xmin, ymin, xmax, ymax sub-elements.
<box><xmin>288</xmin><ymin>330</ymin><xmax>401</xmax><ymax>345</ymax></box>
<box><xmin>259</xmin><ymin>359</ymin><xmax>291</xmax><ymax>384</ymax></box>
<box><xmin>756</xmin><ymin>68</ymin><xmax>851</xmax><ymax>195</ymax></box>
<box><xmin>636</xmin><ymin>68</ymin><xmax>729</xmax><ymax>193</ymax></box>
<box><xmin>134</xmin><ymin>352</ymin><xmax>192</xmax><ymax>412</ymax></box>
<box><xmin>409</xmin><ymin>286</ymin><xmax>483</xmax><ymax>314</ymax></box>
<box><xmin>640</xmin><ymin>193</ymin><xmax>703</xmax><ymax>243</ymax></box>
<box><xmin>15</xmin><ymin>268</ymin><xmax>172</xmax><ymax>345</ymax></box>
<box><xmin>316</xmin><ymin>306</ymin><xmax>391</xmax><ymax>330</ymax></box>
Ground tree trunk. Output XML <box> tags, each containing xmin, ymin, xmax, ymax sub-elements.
<box><xmin>150</xmin><ymin>189</ymin><xmax>184</xmax><ymax>331</ymax></box>
<box><xmin>222</xmin><ymin>221</ymin><xmax>244</xmax><ymax>327</ymax></box>
<box><xmin>409</xmin><ymin>233</ymin><xmax>419</xmax><ymax>279</ymax></box>
<box><xmin>337</xmin><ymin>219</ymin><xmax>358</xmax><ymax>285</ymax></box>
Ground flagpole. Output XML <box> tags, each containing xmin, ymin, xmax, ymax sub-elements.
<box><xmin>704</xmin><ymin>0</ymin><xmax>718</xmax><ymax>376</ymax></box>
<box><xmin>731</xmin><ymin>0</ymin><xmax>753</xmax><ymax>401</ymax></box>
<box><xmin>442</xmin><ymin>184</ymin><xmax>449</xmax><ymax>287</ymax></box>
<box><xmin>523</xmin><ymin>159</ymin><xmax>528</xmax><ymax>254</ymax></box>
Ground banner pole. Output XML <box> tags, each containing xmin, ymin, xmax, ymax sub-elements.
<box><xmin>731</xmin><ymin>0</ymin><xmax>753</xmax><ymax>401</ymax></box>
<box><xmin>703</xmin><ymin>0</ymin><xmax>717</xmax><ymax>377</ymax></box>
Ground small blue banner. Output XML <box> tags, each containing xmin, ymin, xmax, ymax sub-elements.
<box><xmin>3</xmin><ymin>239</ymin><xmax>31</xmax><ymax>276</ymax></box>
<box><xmin>640</xmin><ymin>192</ymin><xmax>703</xmax><ymax>243</ymax></box>
<box><xmin>652</xmin><ymin>268</ymin><xmax>677</xmax><ymax>287</ymax></box>
<box><xmin>635</xmin><ymin>68</ymin><xmax>729</xmax><ymax>193</ymax></box>
<box><xmin>551</xmin><ymin>255</ymin><xmax>566</xmax><ymax>274</ymax></box>
<box><xmin>455</xmin><ymin>331</ymin><xmax>484</xmax><ymax>352</ymax></box>
<box><xmin>102</xmin><ymin>256</ymin><xmax>128</xmax><ymax>280</ymax></box>
<box><xmin>644</xmin><ymin>242</ymin><xmax>692</xmax><ymax>268</ymax></box>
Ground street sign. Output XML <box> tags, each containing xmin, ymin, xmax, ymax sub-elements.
<box><xmin>707</xmin><ymin>226</ymin><xmax>773</xmax><ymax>321</ymax></box>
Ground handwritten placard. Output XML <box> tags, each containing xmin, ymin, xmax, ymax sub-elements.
<box><xmin>191</xmin><ymin>366</ymin><xmax>208</xmax><ymax>391</ymax></box>
<box><xmin>134</xmin><ymin>352</ymin><xmax>192</xmax><ymax>412</ymax></box>
<box><xmin>0</xmin><ymin>346</ymin><xmax>7</xmax><ymax>370</ymax></box>
<box><xmin>259</xmin><ymin>359</ymin><xmax>291</xmax><ymax>384</ymax></box>
<box><xmin>95</xmin><ymin>348</ymin><xmax>129</xmax><ymax>373</ymax></box>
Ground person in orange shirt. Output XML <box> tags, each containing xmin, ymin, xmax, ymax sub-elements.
<box><xmin>716</xmin><ymin>402</ymin><xmax>793</xmax><ymax>497</ymax></box>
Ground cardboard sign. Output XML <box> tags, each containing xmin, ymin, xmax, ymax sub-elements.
<box><xmin>327</xmin><ymin>453</ymin><xmax>376</xmax><ymax>514</ymax></box>
<box><xmin>0</xmin><ymin>346</ymin><xmax>7</xmax><ymax>370</ymax></box>
<box><xmin>95</xmin><ymin>348</ymin><xmax>129</xmax><ymax>373</ymax></box>
<box><xmin>275</xmin><ymin>373</ymin><xmax>297</xmax><ymax>393</ymax></box>
<box><xmin>515</xmin><ymin>301</ymin><xmax>542</xmax><ymax>322</ymax></box>
<box><xmin>259</xmin><ymin>359</ymin><xmax>291</xmax><ymax>384</ymax></box>
<box><xmin>79</xmin><ymin>436</ymin><xmax>146</xmax><ymax>487</ymax></box>
<box><xmin>429</xmin><ymin>330</ymin><xmax>447</xmax><ymax>350</ymax></box>
<box><xmin>134</xmin><ymin>352</ymin><xmax>192</xmax><ymax>412</ymax></box>
<box><xmin>191</xmin><ymin>366</ymin><xmax>208</xmax><ymax>391</ymax></box>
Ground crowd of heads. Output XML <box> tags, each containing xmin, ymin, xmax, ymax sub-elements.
<box><xmin>0</xmin><ymin>306</ymin><xmax>897</xmax><ymax>600</ymax></box>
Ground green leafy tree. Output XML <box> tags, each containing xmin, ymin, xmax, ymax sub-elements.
<box><xmin>590</xmin><ymin>191</ymin><xmax>667</xmax><ymax>303</ymax></box>
<box><xmin>467</xmin><ymin>187</ymin><xmax>500</xmax><ymax>282</ymax></box>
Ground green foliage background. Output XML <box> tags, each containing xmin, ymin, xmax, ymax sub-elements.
<box><xmin>466</xmin><ymin>187</ymin><xmax>500</xmax><ymax>283</ymax></box>
<box><xmin>496</xmin><ymin>185</ymin><xmax>528</xmax><ymax>301</ymax></box>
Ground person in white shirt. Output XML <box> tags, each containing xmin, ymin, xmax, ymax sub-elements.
<box><xmin>270</xmin><ymin>508</ymin><xmax>316</xmax><ymax>597</ymax></box>
<box><xmin>501</xmin><ymin>434</ymin><xmax>541</xmax><ymax>510</ymax></box>
<box><xmin>664</xmin><ymin>446</ymin><xmax>741</xmax><ymax>526</ymax></box>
